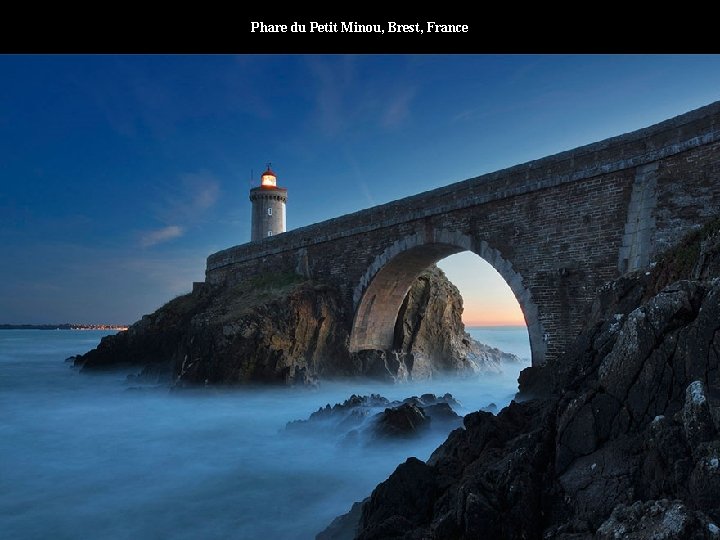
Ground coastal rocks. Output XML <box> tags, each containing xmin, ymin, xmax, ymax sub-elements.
<box><xmin>317</xmin><ymin>501</ymin><xmax>365</xmax><ymax>540</ymax></box>
<box><xmin>349</xmin><ymin>266</ymin><xmax>521</xmax><ymax>381</ymax></box>
<box><xmin>76</xmin><ymin>266</ymin><xmax>515</xmax><ymax>386</ymax></box>
<box><xmin>287</xmin><ymin>393</ymin><xmax>464</xmax><ymax>443</ymax></box>
<box><xmin>467</xmin><ymin>339</ymin><xmax>523</xmax><ymax>374</ymax></box>
<box><xmin>350</xmin><ymin>349</ymin><xmax>411</xmax><ymax>382</ymax></box>
<box><xmin>373</xmin><ymin>403</ymin><xmax>430</xmax><ymax>439</ymax></box>
<box><xmin>287</xmin><ymin>394</ymin><xmax>391</xmax><ymax>434</ymax></box>
<box><xmin>357</xmin><ymin>457</ymin><xmax>439</xmax><ymax>540</ymax></box>
<box><xmin>683</xmin><ymin>381</ymin><xmax>715</xmax><ymax>446</ymax></box>
<box><xmin>326</xmin><ymin>217</ymin><xmax>720</xmax><ymax>540</ymax></box>
<box><xmin>76</xmin><ymin>273</ymin><xmax>350</xmax><ymax>385</ymax></box>
<box><xmin>391</xmin><ymin>267</ymin><xmax>475</xmax><ymax>378</ymax></box>
<box><xmin>171</xmin><ymin>279</ymin><xmax>351</xmax><ymax>386</ymax></box>
<box><xmin>334</xmin><ymin>398</ymin><xmax>557</xmax><ymax>540</ymax></box>
<box><xmin>596</xmin><ymin>500</ymin><xmax>718</xmax><ymax>540</ymax></box>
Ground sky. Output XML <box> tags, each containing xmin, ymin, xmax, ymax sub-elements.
<box><xmin>1</xmin><ymin>55</ymin><xmax>720</xmax><ymax>325</ymax></box>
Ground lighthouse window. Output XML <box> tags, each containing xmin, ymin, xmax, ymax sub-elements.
<box><xmin>267</xmin><ymin>208</ymin><xmax>272</xmax><ymax>216</ymax></box>
<box><xmin>267</xmin><ymin>230</ymin><xmax>273</xmax><ymax>237</ymax></box>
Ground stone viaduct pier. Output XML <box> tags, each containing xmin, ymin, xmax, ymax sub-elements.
<box><xmin>206</xmin><ymin>102</ymin><xmax>720</xmax><ymax>365</ymax></box>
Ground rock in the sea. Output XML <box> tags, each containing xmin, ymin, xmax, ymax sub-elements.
<box><xmin>76</xmin><ymin>266</ymin><xmax>509</xmax><ymax>385</ymax></box>
<box><xmin>372</xmin><ymin>403</ymin><xmax>430</xmax><ymax>439</ymax></box>
<box><xmin>467</xmin><ymin>340</ymin><xmax>523</xmax><ymax>374</ymax></box>
<box><xmin>353</xmin><ymin>266</ymin><xmax>522</xmax><ymax>380</ymax></box>
<box><xmin>422</xmin><ymin>402</ymin><xmax>459</xmax><ymax>423</ymax></box>
<box><xmin>286</xmin><ymin>394</ymin><xmax>391</xmax><ymax>433</ymax></box>
<box><xmin>392</xmin><ymin>267</ymin><xmax>474</xmax><ymax>378</ymax></box>
<box><xmin>288</xmin><ymin>393</ymin><xmax>462</xmax><ymax>444</ymax></box>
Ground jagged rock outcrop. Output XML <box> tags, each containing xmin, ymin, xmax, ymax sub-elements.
<box><xmin>75</xmin><ymin>266</ymin><xmax>507</xmax><ymax>385</ymax></box>
<box><xmin>392</xmin><ymin>269</ymin><xmax>475</xmax><ymax>378</ymax></box>
<box><xmin>353</xmin><ymin>267</ymin><xmax>521</xmax><ymax>381</ymax></box>
<box><xmin>467</xmin><ymin>339</ymin><xmax>523</xmax><ymax>374</ymax></box>
<box><xmin>287</xmin><ymin>393</ymin><xmax>469</xmax><ymax>444</ymax></box>
<box><xmin>595</xmin><ymin>499</ymin><xmax>718</xmax><ymax>540</ymax></box>
<box><xmin>319</xmin><ymin>219</ymin><xmax>720</xmax><ymax>539</ymax></box>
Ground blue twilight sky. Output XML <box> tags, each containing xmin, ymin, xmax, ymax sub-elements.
<box><xmin>1</xmin><ymin>55</ymin><xmax>720</xmax><ymax>325</ymax></box>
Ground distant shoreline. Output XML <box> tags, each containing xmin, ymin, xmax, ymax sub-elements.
<box><xmin>0</xmin><ymin>324</ymin><xmax>128</xmax><ymax>331</ymax></box>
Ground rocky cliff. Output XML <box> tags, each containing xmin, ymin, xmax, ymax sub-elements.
<box><xmin>76</xmin><ymin>266</ymin><xmax>504</xmax><ymax>385</ymax></box>
<box><xmin>320</xmin><ymin>218</ymin><xmax>720</xmax><ymax>539</ymax></box>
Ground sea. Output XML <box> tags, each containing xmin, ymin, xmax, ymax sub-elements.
<box><xmin>0</xmin><ymin>327</ymin><xmax>530</xmax><ymax>540</ymax></box>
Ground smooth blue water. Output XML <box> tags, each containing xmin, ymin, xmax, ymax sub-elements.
<box><xmin>468</xmin><ymin>325</ymin><xmax>532</xmax><ymax>360</ymax></box>
<box><xmin>0</xmin><ymin>328</ymin><xmax>530</xmax><ymax>540</ymax></box>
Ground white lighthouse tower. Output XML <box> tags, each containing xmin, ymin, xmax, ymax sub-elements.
<box><xmin>249</xmin><ymin>164</ymin><xmax>287</xmax><ymax>241</ymax></box>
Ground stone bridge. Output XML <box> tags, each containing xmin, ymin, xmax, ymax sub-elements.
<box><xmin>206</xmin><ymin>102</ymin><xmax>720</xmax><ymax>366</ymax></box>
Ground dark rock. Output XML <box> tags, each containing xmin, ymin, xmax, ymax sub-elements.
<box><xmin>287</xmin><ymin>393</ymin><xmax>462</xmax><ymax>445</ymax></box>
<box><xmin>357</xmin><ymin>458</ymin><xmax>438</xmax><ymax>540</ymax></box>
<box><xmin>316</xmin><ymin>500</ymin><xmax>365</xmax><ymax>540</ymax></box>
<box><xmin>422</xmin><ymin>403</ymin><xmax>460</xmax><ymax>423</ymax></box>
<box><xmin>684</xmin><ymin>381</ymin><xmax>716</xmax><ymax>447</ymax></box>
<box><xmin>596</xmin><ymin>500</ymin><xmax>716</xmax><ymax>540</ymax></box>
<box><xmin>336</xmin><ymin>218</ymin><xmax>720</xmax><ymax>540</ymax></box>
<box><xmin>688</xmin><ymin>442</ymin><xmax>720</xmax><ymax>520</ymax></box>
<box><xmin>483</xmin><ymin>402</ymin><xmax>498</xmax><ymax>413</ymax></box>
<box><xmin>638</xmin><ymin>415</ymin><xmax>690</xmax><ymax>502</ymax></box>
<box><xmin>558</xmin><ymin>436</ymin><xmax>640</xmax><ymax>529</ymax></box>
<box><xmin>286</xmin><ymin>394</ymin><xmax>390</xmax><ymax>433</ymax></box>
<box><xmin>372</xmin><ymin>403</ymin><xmax>430</xmax><ymax>439</ymax></box>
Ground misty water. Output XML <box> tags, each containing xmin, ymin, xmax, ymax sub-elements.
<box><xmin>1</xmin><ymin>328</ymin><xmax>530</xmax><ymax>539</ymax></box>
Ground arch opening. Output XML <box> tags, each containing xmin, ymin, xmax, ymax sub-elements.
<box><xmin>438</xmin><ymin>251</ymin><xmax>531</xmax><ymax>363</ymax></box>
<box><xmin>349</xmin><ymin>232</ymin><xmax>546</xmax><ymax>366</ymax></box>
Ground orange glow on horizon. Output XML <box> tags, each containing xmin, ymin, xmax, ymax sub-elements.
<box><xmin>436</xmin><ymin>251</ymin><xmax>528</xmax><ymax>329</ymax></box>
<box><xmin>461</xmin><ymin>305</ymin><xmax>526</xmax><ymax>327</ymax></box>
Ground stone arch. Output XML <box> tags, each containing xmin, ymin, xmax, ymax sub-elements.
<box><xmin>349</xmin><ymin>229</ymin><xmax>547</xmax><ymax>365</ymax></box>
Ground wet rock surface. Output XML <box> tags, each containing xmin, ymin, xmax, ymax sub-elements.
<box><xmin>319</xmin><ymin>219</ymin><xmax>720</xmax><ymax>539</ymax></box>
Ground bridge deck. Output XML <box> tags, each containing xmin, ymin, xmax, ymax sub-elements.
<box><xmin>208</xmin><ymin>101</ymin><xmax>720</xmax><ymax>271</ymax></box>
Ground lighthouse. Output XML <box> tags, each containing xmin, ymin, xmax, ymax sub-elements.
<box><xmin>250</xmin><ymin>164</ymin><xmax>287</xmax><ymax>241</ymax></box>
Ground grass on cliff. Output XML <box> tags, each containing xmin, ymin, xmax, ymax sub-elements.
<box><xmin>142</xmin><ymin>272</ymin><xmax>309</xmax><ymax>328</ymax></box>
<box><xmin>155</xmin><ymin>291</ymin><xmax>206</xmax><ymax>319</ymax></box>
<box><xmin>646</xmin><ymin>215</ymin><xmax>720</xmax><ymax>297</ymax></box>
<box><xmin>151</xmin><ymin>272</ymin><xmax>307</xmax><ymax>322</ymax></box>
<box><xmin>223</xmin><ymin>271</ymin><xmax>309</xmax><ymax>311</ymax></box>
